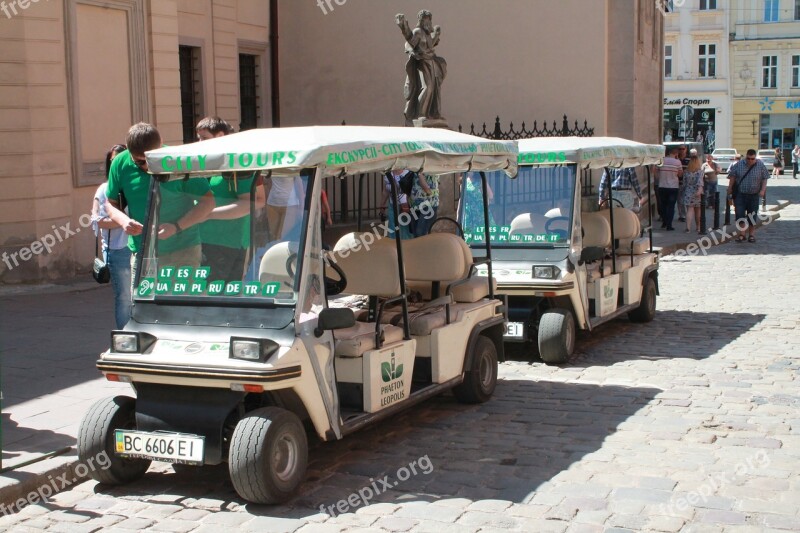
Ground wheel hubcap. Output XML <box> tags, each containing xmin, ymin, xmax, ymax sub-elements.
<box><xmin>271</xmin><ymin>432</ymin><xmax>298</xmax><ymax>482</ymax></box>
<box><xmin>479</xmin><ymin>352</ymin><xmax>492</xmax><ymax>389</ymax></box>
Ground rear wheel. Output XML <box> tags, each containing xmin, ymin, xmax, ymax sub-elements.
<box><xmin>228</xmin><ymin>407</ymin><xmax>308</xmax><ymax>504</ymax></box>
<box><xmin>538</xmin><ymin>309</ymin><xmax>576</xmax><ymax>364</ymax></box>
<box><xmin>453</xmin><ymin>335</ymin><xmax>498</xmax><ymax>404</ymax></box>
<box><xmin>77</xmin><ymin>396</ymin><xmax>151</xmax><ymax>485</ymax></box>
<box><xmin>629</xmin><ymin>276</ymin><xmax>657</xmax><ymax>323</ymax></box>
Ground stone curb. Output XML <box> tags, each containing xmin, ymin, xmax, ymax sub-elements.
<box><xmin>0</xmin><ymin>453</ymin><xmax>90</xmax><ymax>513</ymax></box>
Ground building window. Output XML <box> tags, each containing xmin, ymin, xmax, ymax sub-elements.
<box><xmin>665</xmin><ymin>45</ymin><xmax>673</xmax><ymax>78</ymax></box>
<box><xmin>792</xmin><ymin>55</ymin><xmax>800</xmax><ymax>88</ymax></box>
<box><xmin>795</xmin><ymin>0</ymin><xmax>800</xmax><ymax>19</ymax></box>
<box><xmin>763</xmin><ymin>56</ymin><xmax>778</xmax><ymax>88</ymax></box>
<box><xmin>179</xmin><ymin>45</ymin><xmax>203</xmax><ymax>144</ymax></box>
<box><xmin>698</xmin><ymin>44</ymin><xmax>716</xmax><ymax>78</ymax></box>
<box><xmin>239</xmin><ymin>54</ymin><xmax>260</xmax><ymax>131</ymax></box>
<box><xmin>700</xmin><ymin>0</ymin><xmax>717</xmax><ymax>9</ymax></box>
<box><xmin>764</xmin><ymin>0</ymin><xmax>780</xmax><ymax>21</ymax></box>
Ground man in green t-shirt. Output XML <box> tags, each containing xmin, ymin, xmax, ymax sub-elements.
<box><xmin>196</xmin><ymin>117</ymin><xmax>258</xmax><ymax>281</ymax></box>
<box><xmin>106</xmin><ymin>123</ymin><xmax>215</xmax><ymax>284</ymax></box>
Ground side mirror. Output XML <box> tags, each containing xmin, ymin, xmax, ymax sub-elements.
<box><xmin>579</xmin><ymin>246</ymin><xmax>605</xmax><ymax>265</ymax></box>
<box><xmin>314</xmin><ymin>308</ymin><xmax>356</xmax><ymax>337</ymax></box>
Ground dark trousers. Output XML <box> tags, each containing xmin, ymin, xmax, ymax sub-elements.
<box><xmin>202</xmin><ymin>243</ymin><xmax>246</xmax><ymax>281</ymax></box>
<box><xmin>658</xmin><ymin>188</ymin><xmax>679</xmax><ymax>229</ymax></box>
<box><xmin>794</xmin><ymin>161</ymin><xmax>798</xmax><ymax>178</ymax></box>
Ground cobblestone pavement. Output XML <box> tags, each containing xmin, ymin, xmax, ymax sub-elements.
<box><xmin>1</xmin><ymin>203</ymin><xmax>798</xmax><ymax>533</ymax></box>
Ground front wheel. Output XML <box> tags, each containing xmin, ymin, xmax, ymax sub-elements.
<box><xmin>538</xmin><ymin>309</ymin><xmax>576</xmax><ymax>364</ymax></box>
<box><xmin>453</xmin><ymin>335</ymin><xmax>498</xmax><ymax>404</ymax></box>
<box><xmin>228</xmin><ymin>407</ymin><xmax>308</xmax><ymax>504</ymax></box>
<box><xmin>77</xmin><ymin>396</ymin><xmax>151</xmax><ymax>485</ymax></box>
<box><xmin>629</xmin><ymin>276</ymin><xmax>657</xmax><ymax>323</ymax></box>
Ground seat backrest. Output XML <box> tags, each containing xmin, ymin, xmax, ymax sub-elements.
<box><xmin>509</xmin><ymin>213</ymin><xmax>549</xmax><ymax>236</ymax></box>
<box><xmin>581</xmin><ymin>212</ymin><xmax>612</xmax><ymax>249</ymax></box>
<box><xmin>596</xmin><ymin>207</ymin><xmax>640</xmax><ymax>242</ymax></box>
<box><xmin>259</xmin><ymin>241</ymin><xmax>299</xmax><ymax>286</ymax></box>
<box><xmin>403</xmin><ymin>233</ymin><xmax>466</xmax><ymax>282</ymax></box>
<box><xmin>329</xmin><ymin>241</ymin><xmax>401</xmax><ymax>297</ymax></box>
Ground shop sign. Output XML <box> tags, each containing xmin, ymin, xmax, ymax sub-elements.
<box><xmin>664</xmin><ymin>97</ymin><xmax>711</xmax><ymax>106</ymax></box>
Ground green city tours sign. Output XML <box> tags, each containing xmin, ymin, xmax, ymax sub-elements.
<box><xmin>518</xmin><ymin>151</ymin><xmax>567</xmax><ymax>164</ymax></box>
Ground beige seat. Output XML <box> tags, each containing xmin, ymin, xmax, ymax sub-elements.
<box><xmin>259</xmin><ymin>241</ymin><xmax>299</xmax><ymax>291</ymax></box>
<box><xmin>407</xmin><ymin>234</ymin><xmax>496</xmax><ymax>303</ymax></box>
<box><xmin>328</xmin><ymin>242</ymin><xmax>405</xmax><ymax>357</ymax></box>
<box><xmin>596</xmin><ymin>208</ymin><xmax>640</xmax><ymax>247</ymax></box>
<box><xmin>509</xmin><ymin>212</ymin><xmax>549</xmax><ymax>237</ymax></box>
<box><xmin>581</xmin><ymin>212</ymin><xmax>612</xmax><ymax>281</ymax></box>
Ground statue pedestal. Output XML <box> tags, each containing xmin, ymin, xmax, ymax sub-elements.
<box><xmin>412</xmin><ymin>117</ymin><xmax>450</xmax><ymax>129</ymax></box>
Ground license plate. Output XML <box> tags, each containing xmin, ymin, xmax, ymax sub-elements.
<box><xmin>504</xmin><ymin>322</ymin><xmax>524</xmax><ymax>339</ymax></box>
<box><xmin>114</xmin><ymin>430</ymin><xmax>204</xmax><ymax>464</ymax></box>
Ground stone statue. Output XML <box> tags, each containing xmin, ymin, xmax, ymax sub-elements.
<box><xmin>396</xmin><ymin>10</ymin><xmax>448</xmax><ymax>127</ymax></box>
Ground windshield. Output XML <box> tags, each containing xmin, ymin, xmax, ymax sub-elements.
<box><xmin>458</xmin><ymin>165</ymin><xmax>576</xmax><ymax>249</ymax></box>
<box><xmin>134</xmin><ymin>173</ymin><xmax>310</xmax><ymax>304</ymax></box>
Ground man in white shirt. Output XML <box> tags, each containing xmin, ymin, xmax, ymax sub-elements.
<box><xmin>657</xmin><ymin>146</ymin><xmax>683</xmax><ymax>231</ymax></box>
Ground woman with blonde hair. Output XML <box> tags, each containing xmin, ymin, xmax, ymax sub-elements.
<box><xmin>681</xmin><ymin>155</ymin><xmax>704</xmax><ymax>233</ymax></box>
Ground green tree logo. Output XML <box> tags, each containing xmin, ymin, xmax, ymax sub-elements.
<box><xmin>381</xmin><ymin>354</ymin><xmax>403</xmax><ymax>382</ymax></box>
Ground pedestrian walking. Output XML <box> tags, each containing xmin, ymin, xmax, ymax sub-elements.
<box><xmin>656</xmin><ymin>146</ymin><xmax>683</xmax><ymax>231</ymax></box>
<box><xmin>727</xmin><ymin>149</ymin><xmax>769</xmax><ymax>243</ymax></box>
<box><xmin>411</xmin><ymin>173</ymin><xmax>440</xmax><ymax>237</ymax></box>
<box><xmin>701</xmin><ymin>154</ymin><xmax>720</xmax><ymax>208</ymax></box>
<box><xmin>676</xmin><ymin>145</ymin><xmax>689</xmax><ymax>222</ymax></box>
<box><xmin>92</xmin><ymin>144</ymin><xmax>131</xmax><ymax>328</ymax></box>
<box><xmin>598</xmin><ymin>167</ymin><xmax>643</xmax><ymax>210</ymax></box>
<box><xmin>791</xmin><ymin>144</ymin><xmax>799</xmax><ymax>179</ymax></box>
<box><xmin>772</xmin><ymin>147</ymin><xmax>783</xmax><ymax>178</ymax></box>
<box><xmin>681</xmin><ymin>155</ymin><xmax>703</xmax><ymax>234</ymax></box>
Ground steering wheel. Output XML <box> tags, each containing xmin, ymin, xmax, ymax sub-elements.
<box><xmin>544</xmin><ymin>216</ymin><xmax>570</xmax><ymax>233</ymax></box>
<box><xmin>285</xmin><ymin>253</ymin><xmax>298</xmax><ymax>279</ymax></box>
<box><xmin>611</xmin><ymin>198</ymin><xmax>625</xmax><ymax>207</ymax></box>
<box><xmin>324</xmin><ymin>254</ymin><xmax>348</xmax><ymax>295</ymax></box>
<box><xmin>428</xmin><ymin>216</ymin><xmax>465</xmax><ymax>238</ymax></box>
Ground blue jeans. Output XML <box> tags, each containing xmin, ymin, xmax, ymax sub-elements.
<box><xmin>413</xmin><ymin>205</ymin><xmax>438</xmax><ymax>237</ymax></box>
<box><xmin>658</xmin><ymin>188</ymin><xmax>679</xmax><ymax>229</ymax></box>
<box><xmin>107</xmin><ymin>247</ymin><xmax>132</xmax><ymax>329</ymax></box>
<box><xmin>734</xmin><ymin>193</ymin><xmax>760</xmax><ymax>229</ymax></box>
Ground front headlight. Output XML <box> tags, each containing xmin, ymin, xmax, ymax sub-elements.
<box><xmin>533</xmin><ymin>266</ymin><xmax>561</xmax><ymax>279</ymax></box>
<box><xmin>112</xmin><ymin>333</ymin><xmax>139</xmax><ymax>353</ymax></box>
<box><xmin>229</xmin><ymin>337</ymin><xmax>280</xmax><ymax>363</ymax></box>
<box><xmin>110</xmin><ymin>331</ymin><xmax>156</xmax><ymax>354</ymax></box>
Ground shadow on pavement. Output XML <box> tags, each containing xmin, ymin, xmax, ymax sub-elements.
<box><xmin>505</xmin><ymin>310</ymin><xmax>767</xmax><ymax>366</ymax></box>
<box><xmin>0</xmin><ymin>287</ymin><xmax>113</xmax><ymax>410</ymax></box>
<box><xmin>77</xmin><ymin>379</ymin><xmax>658</xmax><ymax>519</ymax></box>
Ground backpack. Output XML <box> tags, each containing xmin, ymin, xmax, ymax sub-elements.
<box><xmin>398</xmin><ymin>171</ymin><xmax>416</xmax><ymax>197</ymax></box>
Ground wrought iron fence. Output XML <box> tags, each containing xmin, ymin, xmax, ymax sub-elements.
<box><xmin>457</xmin><ymin>115</ymin><xmax>594</xmax><ymax>140</ymax></box>
<box><xmin>329</xmin><ymin>115</ymin><xmax>596</xmax><ymax>223</ymax></box>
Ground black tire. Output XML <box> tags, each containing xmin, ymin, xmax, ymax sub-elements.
<box><xmin>453</xmin><ymin>335</ymin><xmax>498</xmax><ymax>404</ymax></box>
<box><xmin>77</xmin><ymin>396</ymin><xmax>151</xmax><ymax>485</ymax></box>
<box><xmin>629</xmin><ymin>276</ymin><xmax>657</xmax><ymax>323</ymax></box>
<box><xmin>228</xmin><ymin>407</ymin><xmax>308</xmax><ymax>504</ymax></box>
<box><xmin>538</xmin><ymin>309</ymin><xmax>576</xmax><ymax>364</ymax></box>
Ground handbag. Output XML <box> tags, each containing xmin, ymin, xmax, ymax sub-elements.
<box><xmin>92</xmin><ymin>230</ymin><xmax>110</xmax><ymax>284</ymax></box>
<box><xmin>730</xmin><ymin>164</ymin><xmax>754</xmax><ymax>200</ymax></box>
